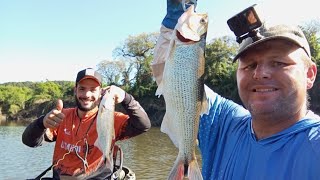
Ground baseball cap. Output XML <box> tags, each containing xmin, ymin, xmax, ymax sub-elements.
<box><xmin>76</xmin><ymin>68</ymin><xmax>102</xmax><ymax>86</ymax></box>
<box><xmin>233</xmin><ymin>22</ymin><xmax>311</xmax><ymax>62</ymax></box>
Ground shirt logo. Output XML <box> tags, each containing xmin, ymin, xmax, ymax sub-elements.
<box><xmin>60</xmin><ymin>140</ymin><xmax>81</xmax><ymax>153</ymax></box>
<box><xmin>64</xmin><ymin>128</ymin><xmax>71</xmax><ymax>136</ymax></box>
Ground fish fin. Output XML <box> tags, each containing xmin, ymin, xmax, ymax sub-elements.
<box><xmin>94</xmin><ymin>138</ymin><xmax>99</xmax><ymax>149</ymax></box>
<box><xmin>167</xmin><ymin>157</ymin><xmax>184</xmax><ymax>180</ymax></box>
<box><xmin>161</xmin><ymin>113</ymin><xmax>179</xmax><ymax>148</ymax></box>
<box><xmin>105</xmin><ymin>155</ymin><xmax>113</xmax><ymax>169</ymax></box>
<box><xmin>155</xmin><ymin>80</ymin><xmax>164</xmax><ymax>97</ymax></box>
<box><xmin>200</xmin><ymin>90</ymin><xmax>209</xmax><ymax>116</ymax></box>
<box><xmin>188</xmin><ymin>159</ymin><xmax>203</xmax><ymax>180</ymax></box>
<box><xmin>155</xmin><ymin>29</ymin><xmax>178</xmax><ymax>99</ymax></box>
<box><xmin>165</xmin><ymin>29</ymin><xmax>176</xmax><ymax>62</ymax></box>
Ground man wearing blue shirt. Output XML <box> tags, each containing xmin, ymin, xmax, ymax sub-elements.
<box><xmin>198</xmin><ymin>6</ymin><xmax>320</xmax><ymax>180</ymax></box>
<box><xmin>153</xmin><ymin>2</ymin><xmax>320</xmax><ymax>179</ymax></box>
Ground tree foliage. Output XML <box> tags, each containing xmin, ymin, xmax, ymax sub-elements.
<box><xmin>0</xmin><ymin>85</ymin><xmax>33</xmax><ymax>116</ymax></box>
<box><xmin>0</xmin><ymin>81</ymin><xmax>68</xmax><ymax>118</ymax></box>
<box><xmin>301</xmin><ymin>20</ymin><xmax>320</xmax><ymax>67</ymax></box>
<box><xmin>31</xmin><ymin>81</ymin><xmax>63</xmax><ymax>103</ymax></box>
<box><xmin>204</xmin><ymin>36</ymin><xmax>241</xmax><ymax>103</ymax></box>
<box><xmin>1</xmin><ymin>22</ymin><xmax>319</xmax><ymax>124</ymax></box>
<box><xmin>97</xmin><ymin>60</ymin><xmax>126</xmax><ymax>86</ymax></box>
<box><xmin>102</xmin><ymin>32</ymin><xmax>159</xmax><ymax>97</ymax></box>
<box><xmin>301</xmin><ymin>20</ymin><xmax>320</xmax><ymax>113</ymax></box>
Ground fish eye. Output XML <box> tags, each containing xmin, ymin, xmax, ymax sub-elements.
<box><xmin>200</xmin><ymin>18</ymin><xmax>206</xmax><ymax>24</ymax></box>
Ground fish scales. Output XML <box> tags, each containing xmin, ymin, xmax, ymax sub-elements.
<box><xmin>156</xmin><ymin>5</ymin><xmax>209</xmax><ymax>180</ymax></box>
<box><xmin>94</xmin><ymin>90</ymin><xmax>115</xmax><ymax>169</ymax></box>
<box><xmin>167</xmin><ymin>43</ymin><xmax>204</xmax><ymax>158</ymax></box>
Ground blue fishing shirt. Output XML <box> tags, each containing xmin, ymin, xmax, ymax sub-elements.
<box><xmin>198</xmin><ymin>86</ymin><xmax>320</xmax><ymax>180</ymax></box>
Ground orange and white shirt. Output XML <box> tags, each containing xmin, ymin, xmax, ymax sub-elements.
<box><xmin>47</xmin><ymin>108</ymin><xmax>128</xmax><ymax>177</ymax></box>
<box><xmin>22</xmin><ymin>93</ymin><xmax>151</xmax><ymax>179</ymax></box>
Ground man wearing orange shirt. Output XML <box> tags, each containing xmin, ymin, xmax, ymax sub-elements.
<box><xmin>22</xmin><ymin>68</ymin><xmax>151</xmax><ymax>179</ymax></box>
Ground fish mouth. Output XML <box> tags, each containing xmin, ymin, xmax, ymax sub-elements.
<box><xmin>176</xmin><ymin>30</ymin><xmax>194</xmax><ymax>42</ymax></box>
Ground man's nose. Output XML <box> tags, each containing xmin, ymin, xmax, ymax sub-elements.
<box><xmin>84</xmin><ymin>91</ymin><xmax>93</xmax><ymax>97</ymax></box>
<box><xmin>253</xmin><ymin>65</ymin><xmax>271</xmax><ymax>80</ymax></box>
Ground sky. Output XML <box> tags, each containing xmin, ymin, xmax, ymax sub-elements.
<box><xmin>0</xmin><ymin>0</ymin><xmax>319</xmax><ymax>83</ymax></box>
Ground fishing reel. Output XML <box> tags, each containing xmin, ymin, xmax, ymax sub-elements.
<box><xmin>227</xmin><ymin>4</ymin><xmax>262</xmax><ymax>44</ymax></box>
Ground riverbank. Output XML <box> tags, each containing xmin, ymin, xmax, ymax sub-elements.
<box><xmin>2</xmin><ymin>95</ymin><xmax>165</xmax><ymax>127</ymax></box>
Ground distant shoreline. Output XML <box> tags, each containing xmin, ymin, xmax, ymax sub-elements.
<box><xmin>0</xmin><ymin>114</ymin><xmax>35</xmax><ymax>126</ymax></box>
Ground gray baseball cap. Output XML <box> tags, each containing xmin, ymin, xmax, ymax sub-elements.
<box><xmin>233</xmin><ymin>23</ymin><xmax>311</xmax><ymax>62</ymax></box>
<box><xmin>76</xmin><ymin>68</ymin><xmax>102</xmax><ymax>86</ymax></box>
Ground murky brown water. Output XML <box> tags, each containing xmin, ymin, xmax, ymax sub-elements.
<box><xmin>0</xmin><ymin>126</ymin><xmax>202</xmax><ymax>180</ymax></box>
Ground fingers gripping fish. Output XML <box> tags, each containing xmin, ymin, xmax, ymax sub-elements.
<box><xmin>156</xmin><ymin>5</ymin><xmax>209</xmax><ymax>180</ymax></box>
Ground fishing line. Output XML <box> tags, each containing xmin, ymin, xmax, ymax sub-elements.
<box><xmin>52</xmin><ymin>112</ymin><xmax>97</xmax><ymax>173</ymax></box>
<box><xmin>51</xmin><ymin>139</ymin><xmax>82</xmax><ymax>170</ymax></box>
<box><xmin>75</xmin><ymin>138</ymin><xmax>89</xmax><ymax>172</ymax></box>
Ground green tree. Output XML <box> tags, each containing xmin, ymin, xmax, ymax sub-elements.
<box><xmin>56</xmin><ymin>81</ymin><xmax>75</xmax><ymax>99</ymax></box>
<box><xmin>97</xmin><ymin>60</ymin><xmax>126</xmax><ymax>86</ymax></box>
<box><xmin>301</xmin><ymin>20</ymin><xmax>320</xmax><ymax>113</ymax></box>
<box><xmin>31</xmin><ymin>81</ymin><xmax>63</xmax><ymax>104</ymax></box>
<box><xmin>204</xmin><ymin>36</ymin><xmax>241</xmax><ymax>103</ymax></box>
<box><xmin>8</xmin><ymin>104</ymin><xmax>20</xmax><ymax>115</ymax></box>
<box><xmin>109</xmin><ymin>32</ymin><xmax>159</xmax><ymax>97</ymax></box>
<box><xmin>301</xmin><ymin>20</ymin><xmax>320</xmax><ymax>66</ymax></box>
<box><xmin>0</xmin><ymin>85</ymin><xmax>33</xmax><ymax>116</ymax></box>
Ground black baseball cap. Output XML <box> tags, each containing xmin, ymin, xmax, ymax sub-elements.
<box><xmin>76</xmin><ymin>68</ymin><xmax>102</xmax><ymax>86</ymax></box>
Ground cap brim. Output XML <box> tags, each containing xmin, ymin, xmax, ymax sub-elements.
<box><xmin>233</xmin><ymin>36</ymin><xmax>309</xmax><ymax>62</ymax></box>
<box><xmin>78</xmin><ymin>76</ymin><xmax>101</xmax><ymax>85</ymax></box>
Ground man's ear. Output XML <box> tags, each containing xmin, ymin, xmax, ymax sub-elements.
<box><xmin>306</xmin><ymin>63</ymin><xmax>317</xmax><ymax>89</ymax></box>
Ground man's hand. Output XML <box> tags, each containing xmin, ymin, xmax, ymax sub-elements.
<box><xmin>102</xmin><ymin>85</ymin><xmax>125</xmax><ymax>104</ymax></box>
<box><xmin>43</xmin><ymin>99</ymin><xmax>65</xmax><ymax>129</ymax></box>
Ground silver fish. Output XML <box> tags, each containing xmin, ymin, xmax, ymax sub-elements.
<box><xmin>156</xmin><ymin>5</ymin><xmax>209</xmax><ymax>180</ymax></box>
<box><xmin>94</xmin><ymin>90</ymin><xmax>115</xmax><ymax>169</ymax></box>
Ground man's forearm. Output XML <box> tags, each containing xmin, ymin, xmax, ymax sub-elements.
<box><xmin>22</xmin><ymin>115</ymin><xmax>47</xmax><ymax>147</ymax></box>
<box><xmin>121</xmin><ymin>93</ymin><xmax>151</xmax><ymax>137</ymax></box>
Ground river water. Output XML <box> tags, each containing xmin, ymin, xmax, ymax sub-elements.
<box><xmin>0</xmin><ymin>126</ymin><xmax>202</xmax><ymax>180</ymax></box>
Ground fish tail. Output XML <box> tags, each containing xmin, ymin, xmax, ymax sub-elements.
<box><xmin>168</xmin><ymin>158</ymin><xmax>203</xmax><ymax>180</ymax></box>
<box><xmin>188</xmin><ymin>159</ymin><xmax>203</xmax><ymax>180</ymax></box>
<box><xmin>167</xmin><ymin>157</ymin><xmax>184</xmax><ymax>180</ymax></box>
<box><xmin>105</xmin><ymin>155</ymin><xmax>113</xmax><ymax>169</ymax></box>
